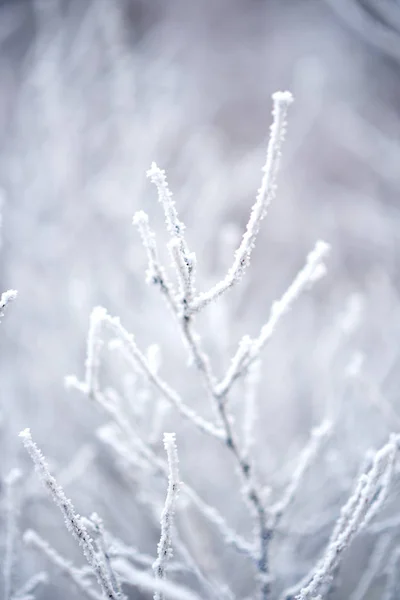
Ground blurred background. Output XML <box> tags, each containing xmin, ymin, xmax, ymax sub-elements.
<box><xmin>1</xmin><ymin>0</ymin><xmax>400</xmax><ymax>598</ymax></box>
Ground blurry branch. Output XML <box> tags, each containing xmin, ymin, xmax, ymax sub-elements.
<box><xmin>372</xmin><ymin>0</ymin><xmax>400</xmax><ymax>31</ymax></box>
<box><xmin>3</xmin><ymin>468</ymin><xmax>22</xmax><ymax>600</ymax></box>
<box><xmin>24</xmin><ymin>529</ymin><xmax>103</xmax><ymax>600</ymax></box>
<box><xmin>369</xmin><ymin>513</ymin><xmax>400</xmax><ymax>535</ymax></box>
<box><xmin>21</xmin><ymin>429</ymin><xmax>195</xmax><ymax>600</ymax></box>
<box><xmin>0</xmin><ymin>4</ymin><xmax>27</xmax><ymax>46</ymax></box>
<box><xmin>133</xmin><ymin>211</ymin><xmax>179</xmax><ymax>314</ymax></box>
<box><xmin>324</xmin><ymin>0</ymin><xmax>400</xmax><ymax>62</ymax></box>
<box><xmin>13</xmin><ymin>571</ymin><xmax>48</xmax><ymax>600</ymax></box>
<box><xmin>113</xmin><ymin>559</ymin><xmax>202</xmax><ymax>600</ymax></box>
<box><xmin>58</xmin><ymin>444</ymin><xmax>97</xmax><ymax>490</ymax></box>
<box><xmin>24</xmin><ymin>526</ymin><xmax>201</xmax><ymax>600</ymax></box>
<box><xmin>351</xmin><ymin>367</ymin><xmax>400</xmax><ymax>432</ymax></box>
<box><xmin>384</xmin><ymin>545</ymin><xmax>400</xmax><ymax>600</ymax></box>
<box><xmin>350</xmin><ymin>533</ymin><xmax>391</xmax><ymax>600</ymax></box>
<box><xmin>104</xmin><ymin>506</ymin><xmax>233</xmax><ymax>600</ymax></box>
<box><xmin>86</xmin><ymin>513</ymin><xmax>124</xmax><ymax>599</ymax></box>
<box><xmin>167</xmin><ymin>529</ymin><xmax>233</xmax><ymax>600</ymax></box>
<box><xmin>326</xmin><ymin>104</ymin><xmax>400</xmax><ymax>186</ymax></box>
<box><xmin>269</xmin><ymin>421</ymin><xmax>332</xmax><ymax>531</ymax></box>
<box><xmin>287</xmin><ymin>434</ymin><xmax>400</xmax><ymax>600</ymax></box>
<box><xmin>242</xmin><ymin>359</ymin><xmax>261</xmax><ymax>457</ymax></box>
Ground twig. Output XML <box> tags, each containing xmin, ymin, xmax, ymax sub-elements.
<box><xmin>153</xmin><ymin>433</ymin><xmax>180</xmax><ymax>600</ymax></box>
<box><xmin>19</xmin><ymin>429</ymin><xmax>124</xmax><ymax>600</ymax></box>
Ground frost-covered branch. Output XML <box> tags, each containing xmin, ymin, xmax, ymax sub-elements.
<box><xmin>133</xmin><ymin>215</ymin><xmax>216</xmax><ymax>398</ymax></box>
<box><xmin>132</xmin><ymin>211</ymin><xmax>178</xmax><ymax>314</ymax></box>
<box><xmin>84</xmin><ymin>305</ymin><xmax>104</xmax><ymax>397</ymax></box>
<box><xmin>88</xmin><ymin>513</ymin><xmax>124</xmax><ymax>599</ymax></box>
<box><xmin>114</xmin><ymin>559</ymin><xmax>202</xmax><ymax>600</ymax></box>
<box><xmin>190</xmin><ymin>91</ymin><xmax>293</xmax><ymax>313</ymax></box>
<box><xmin>147</xmin><ymin>162</ymin><xmax>196</xmax><ymax>307</ymax></box>
<box><xmin>295</xmin><ymin>434</ymin><xmax>400</xmax><ymax>600</ymax></box>
<box><xmin>242</xmin><ymin>358</ymin><xmax>261</xmax><ymax>457</ymax></box>
<box><xmin>94</xmin><ymin>413</ymin><xmax>252</xmax><ymax>557</ymax></box>
<box><xmin>153</xmin><ymin>433</ymin><xmax>180</xmax><ymax>600</ymax></box>
<box><xmin>217</xmin><ymin>240</ymin><xmax>330</xmax><ymax>397</ymax></box>
<box><xmin>270</xmin><ymin>420</ymin><xmax>332</xmax><ymax>529</ymax></box>
<box><xmin>19</xmin><ymin>429</ymin><xmax>124</xmax><ymax>600</ymax></box>
<box><xmin>67</xmin><ymin>306</ymin><xmax>223</xmax><ymax>439</ymax></box>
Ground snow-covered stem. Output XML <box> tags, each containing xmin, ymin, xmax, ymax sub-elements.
<box><xmin>147</xmin><ymin>162</ymin><xmax>196</xmax><ymax>307</ymax></box>
<box><xmin>133</xmin><ymin>213</ymin><xmax>217</xmax><ymax>399</ymax></box>
<box><xmin>85</xmin><ymin>306</ymin><xmax>105</xmax><ymax>397</ymax></box>
<box><xmin>13</xmin><ymin>571</ymin><xmax>48</xmax><ymax>600</ymax></box>
<box><xmin>270</xmin><ymin>420</ymin><xmax>332</xmax><ymax>528</ymax></box>
<box><xmin>369</xmin><ymin>513</ymin><xmax>400</xmax><ymax>534</ymax></box>
<box><xmin>383</xmin><ymin>545</ymin><xmax>400</xmax><ymax>600</ymax></box>
<box><xmin>89</xmin><ymin>513</ymin><xmax>124</xmax><ymax>599</ymax></box>
<box><xmin>57</xmin><ymin>444</ymin><xmax>96</xmax><ymax>490</ymax></box>
<box><xmin>107</xmin><ymin>537</ymin><xmax>157</xmax><ymax>570</ymax></box>
<box><xmin>132</xmin><ymin>211</ymin><xmax>178</xmax><ymax>314</ymax></box>
<box><xmin>103</xmin><ymin>480</ymin><xmax>240</xmax><ymax>599</ymax></box>
<box><xmin>180</xmin><ymin>315</ymin><xmax>218</xmax><ymax>398</ymax></box>
<box><xmin>150</xmin><ymin>396</ymin><xmax>171</xmax><ymax>446</ymax></box>
<box><xmin>24</xmin><ymin>529</ymin><xmax>103</xmax><ymax>600</ymax></box>
<box><xmin>214</xmin><ymin>410</ymin><xmax>272</xmax><ymax>599</ymax></box>
<box><xmin>169</xmin><ymin>528</ymin><xmax>234</xmax><ymax>600</ymax></box>
<box><xmin>75</xmin><ymin>307</ymin><xmax>223</xmax><ymax>439</ymax></box>
<box><xmin>79</xmin><ymin>383</ymin><xmax>168</xmax><ymax>478</ymax></box>
<box><xmin>132</xmin><ymin>216</ymin><xmax>220</xmax><ymax>420</ymax></box>
<box><xmin>217</xmin><ymin>240</ymin><xmax>330</xmax><ymax>397</ymax></box>
<box><xmin>19</xmin><ymin>430</ymin><xmax>124</xmax><ymax>600</ymax></box>
<box><xmin>3</xmin><ymin>468</ymin><xmax>22</xmax><ymax>600</ymax></box>
<box><xmin>181</xmin><ymin>482</ymin><xmax>254</xmax><ymax>557</ymax></box>
<box><xmin>169</xmin><ymin>237</ymin><xmax>196</xmax><ymax>309</ymax></box>
<box><xmin>94</xmin><ymin>410</ymin><xmax>251</xmax><ymax>557</ymax></box>
<box><xmin>114</xmin><ymin>558</ymin><xmax>202</xmax><ymax>600</ymax></box>
<box><xmin>0</xmin><ymin>289</ymin><xmax>17</xmax><ymax>320</ymax></box>
<box><xmin>192</xmin><ymin>244</ymin><xmax>330</xmax><ymax>599</ymax></box>
<box><xmin>295</xmin><ymin>434</ymin><xmax>400</xmax><ymax>600</ymax></box>
<box><xmin>350</xmin><ymin>534</ymin><xmax>391</xmax><ymax>600</ymax></box>
<box><xmin>153</xmin><ymin>433</ymin><xmax>180</xmax><ymax>600</ymax></box>
<box><xmin>190</xmin><ymin>91</ymin><xmax>293</xmax><ymax>313</ymax></box>
<box><xmin>146</xmin><ymin>162</ymin><xmax>185</xmax><ymax>241</ymax></box>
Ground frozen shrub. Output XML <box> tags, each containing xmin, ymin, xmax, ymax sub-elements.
<box><xmin>14</xmin><ymin>89</ymin><xmax>400</xmax><ymax>600</ymax></box>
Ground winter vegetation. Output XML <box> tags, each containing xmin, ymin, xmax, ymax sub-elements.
<box><xmin>2</xmin><ymin>1</ymin><xmax>400</xmax><ymax>600</ymax></box>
